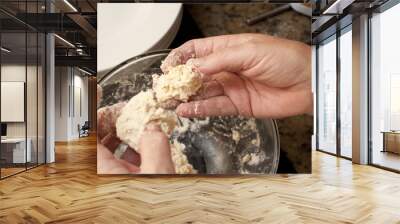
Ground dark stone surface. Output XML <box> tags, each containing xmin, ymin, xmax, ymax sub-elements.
<box><xmin>185</xmin><ymin>3</ymin><xmax>310</xmax><ymax>44</ymax></box>
<box><xmin>174</xmin><ymin>3</ymin><xmax>313</xmax><ymax>173</ymax></box>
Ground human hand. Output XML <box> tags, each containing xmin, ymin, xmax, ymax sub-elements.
<box><xmin>97</xmin><ymin>85</ymin><xmax>175</xmax><ymax>174</ymax></box>
<box><xmin>162</xmin><ymin>33</ymin><xmax>312</xmax><ymax>119</ymax></box>
<box><xmin>97</xmin><ymin>123</ymin><xmax>175</xmax><ymax>174</ymax></box>
<box><xmin>137</xmin><ymin>123</ymin><xmax>175</xmax><ymax>174</ymax></box>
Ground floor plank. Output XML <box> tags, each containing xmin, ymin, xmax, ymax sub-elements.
<box><xmin>0</xmin><ymin>135</ymin><xmax>399</xmax><ymax>223</ymax></box>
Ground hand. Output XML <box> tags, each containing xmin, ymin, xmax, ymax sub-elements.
<box><xmin>97</xmin><ymin>85</ymin><xmax>175</xmax><ymax>174</ymax></box>
<box><xmin>97</xmin><ymin>123</ymin><xmax>175</xmax><ymax>174</ymax></box>
<box><xmin>162</xmin><ymin>33</ymin><xmax>312</xmax><ymax>119</ymax></box>
<box><xmin>137</xmin><ymin>123</ymin><xmax>175</xmax><ymax>174</ymax></box>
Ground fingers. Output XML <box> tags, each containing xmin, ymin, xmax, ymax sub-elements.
<box><xmin>138</xmin><ymin>123</ymin><xmax>175</xmax><ymax>174</ymax></box>
<box><xmin>182</xmin><ymin>33</ymin><xmax>265</xmax><ymax>58</ymax></box>
<box><xmin>100</xmin><ymin>133</ymin><xmax>121</xmax><ymax>154</ymax></box>
<box><xmin>192</xmin><ymin>80</ymin><xmax>224</xmax><ymax>100</ymax></box>
<box><xmin>120</xmin><ymin>147</ymin><xmax>141</xmax><ymax>166</ymax></box>
<box><xmin>179</xmin><ymin>73</ymin><xmax>253</xmax><ymax>118</ymax></box>
<box><xmin>176</xmin><ymin>96</ymin><xmax>238</xmax><ymax>118</ymax></box>
<box><xmin>158</xmin><ymin>80</ymin><xmax>224</xmax><ymax>109</ymax></box>
<box><xmin>190</xmin><ymin>43</ymin><xmax>257</xmax><ymax>76</ymax></box>
<box><xmin>162</xmin><ymin>34</ymin><xmax>264</xmax><ymax>72</ymax></box>
<box><xmin>160</xmin><ymin>50</ymin><xmax>187</xmax><ymax>73</ymax></box>
<box><xmin>97</xmin><ymin>144</ymin><xmax>140</xmax><ymax>174</ymax></box>
<box><xmin>255</xmin><ymin>88</ymin><xmax>313</xmax><ymax>119</ymax></box>
<box><xmin>158</xmin><ymin>99</ymin><xmax>182</xmax><ymax>110</ymax></box>
<box><xmin>97</xmin><ymin>101</ymin><xmax>126</xmax><ymax>139</ymax></box>
<box><xmin>100</xmin><ymin>133</ymin><xmax>141</xmax><ymax>167</ymax></box>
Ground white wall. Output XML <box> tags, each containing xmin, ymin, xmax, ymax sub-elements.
<box><xmin>55</xmin><ymin>67</ymin><xmax>69</xmax><ymax>141</ymax></box>
<box><xmin>54</xmin><ymin>67</ymin><xmax>89</xmax><ymax>141</ymax></box>
<box><xmin>1</xmin><ymin>65</ymin><xmax>39</xmax><ymax>138</ymax></box>
<box><xmin>76</xmin><ymin>72</ymin><xmax>89</xmax><ymax>138</ymax></box>
<box><xmin>1</xmin><ymin>63</ymin><xmax>46</xmax><ymax>163</ymax></box>
<box><xmin>1</xmin><ymin>65</ymin><xmax>26</xmax><ymax>140</ymax></box>
<box><xmin>70</xmin><ymin>73</ymin><xmax>89</xmax><ymax>139</ymax></box>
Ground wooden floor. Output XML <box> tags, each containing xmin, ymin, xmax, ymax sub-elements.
<box><xmin>1</xmin><ymin>167</ymin><xmax>26</xmax><ymax>178</ymax></box>
<box><xmin>0</xmin><ymin>135</ymin><xmax>400</xmax><ymax>223</ymax></box>
<box><xmin>1</xmin><ymin>163</ymin><xmax>44</xmax><ymax>178</ymax></box>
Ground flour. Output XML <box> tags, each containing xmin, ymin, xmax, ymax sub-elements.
<box><xmin>116</xmin><ymin>90</ymin><xmax>177</xmax><ymax>150</ymax></box>
<box><xmin>174</xmin><ymin>117</ymin><xmax>210</xmax><ymax>134</ymax></box>
<box><xmin>241</xmin><ymin>154</ymin><xmax>251</xmax><ymax>164</ymax></box>
<box><xmin>171</xmin><ymin>140</ymin><xmax>197</xmax><ymax>174</ymax></box>
<box><xmin>232</xmin><ymin>130</ymin><xmax>241</xmax><ymax>144</ymax></box>
<box><xmin>115</xmin><ymin>63</ymin><xmax>203</xmax><ymax>174</ymax></box>
<box><xmin>153</xmin><ymin>64</ymin><xmax>202</xmax><ymax>104</ymax></box>
<box><xmin>247</xmin><ymin>153</ymin><xmax>262</xmax><ymax>166</ymax></box>
<box><xmin>160</xmin><ymin>51</ymin><xmax>184</xmax><ymax>73</ymax></box>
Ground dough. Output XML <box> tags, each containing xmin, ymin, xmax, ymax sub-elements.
<box><xmin>153</xmin><ymin>64</ymin><xmax>203</xmax><ymax>104</ymax></box>
<box><xmin>115</xmin><ymin>63</ymin><xmax>202</xmax><ymax>174</ymax></box>
<box><xmin>116</xmin><ymin>90</ymin><xmax>177</xmax><ymax>150</ymax></box>
<box><xmin>232</xmin><ymin>130</ymin><xmax>241</xmax><ymax>144</ymax></box>
<box><xmin>171</xmin><ymin>140</ymin><xmax>197</xmax><ymax>174</ymax></box>
<box><xmin>160</xmin><ymin>51</ymin><xmax>184</xmax><ymax>73</ymax></box>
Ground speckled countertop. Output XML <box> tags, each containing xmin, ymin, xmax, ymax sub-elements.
<box><xmin>186</xmin><ymin>4</ymin><xmax>310</xmax><ymax>43</ymax></box>
<box><xmin>185</xmin><ymin>3</ymin><xmax>313</xmax><ymax>173</ymax></box>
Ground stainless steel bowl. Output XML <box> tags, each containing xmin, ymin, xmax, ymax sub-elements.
<box><xmin>98</xmin><ymin>50</ymin><xmax>280</xmax><ymax>174</ymax></box>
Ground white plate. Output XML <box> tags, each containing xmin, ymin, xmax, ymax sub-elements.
<box><xmin>97</xmin><ymin>3</ymin><xmax>182</xmax><ymax>75</ymax></box>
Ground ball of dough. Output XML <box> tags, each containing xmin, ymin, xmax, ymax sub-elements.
<box><xmin>116</xmin><ymin>90</ymin><xmax>177</xmax><ymax>150</ymax></box>
<box><xmin>115</xmin><ymin>62</ymin><xmax>204</xmax><ymax>174</ymax></box>
<box><xmin>153</xmin><ymin>64</ymin><xmax>203</xmax><ymax>104</ymax></box>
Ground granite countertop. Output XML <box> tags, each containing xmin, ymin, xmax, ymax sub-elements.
<box><xmin>185</xmin><ymin>4</ymin><xmax>313</xmax><ymax>173</ymax></box>
<box><xmin>186</xmin><ymin>4</ymin><xmax>310</xmax><ymax>44</ymax></box>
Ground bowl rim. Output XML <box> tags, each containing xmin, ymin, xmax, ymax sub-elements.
<box><xmin>98</xmin><ymin>49</ymin><xmax>171</xmax><ymax>84</ymax></box>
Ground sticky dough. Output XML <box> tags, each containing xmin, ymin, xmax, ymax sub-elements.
<box><xmin>115</xmin><ymin>63</ymin><xmax>202</xmax><ymax>174</ymax></box>
<box><xmin>116</xmin><ymin>90</ymin><xmax>177</xmax><ymax>150</ymax></box>
<box><xmin>171</xmin><ymin>140</ymin><xmax>197</xmax><ymax>174</ymax></box>
<box><xmin>153</xmin><ymin>64</ymin><xmax>202</xmax><ymax>104</ymax></box>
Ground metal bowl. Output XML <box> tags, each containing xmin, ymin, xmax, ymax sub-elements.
<box><xmin>98</xmin><ymin>50</ymin><xmax>280</xmax><ymax>174</ymax></box>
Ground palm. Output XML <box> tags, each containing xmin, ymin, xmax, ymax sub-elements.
<box><xmin>166</xmin><ymin>33</ymin><xmax>312</xmax><ymax>119</ymax></box>
<box><xmin>212</xmin><ymin>71</ymin><xmax>311</xmax><ymax>119</ymax></box>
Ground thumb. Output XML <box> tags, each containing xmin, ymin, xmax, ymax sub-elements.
<box><xmin>191</xmin><ymin>43</ymin><xmax>257</xmax><ymax>76</ymax></box>
<box><xmin>139</xmin><ymin>123</ymin><xmax>175</xmax><ymax>174</ymax></box>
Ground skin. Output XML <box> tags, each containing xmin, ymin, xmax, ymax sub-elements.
<box><xmin>97</xmin><ymin>85</ymin><xmax>175</xmax><ymax>174</ymax></box>
<box><xmin>97</xmin><ymin>33</ymin><xmax>313</xmax><ymax>173</ymax></box>
<box><xmin>161</xmin><ymin>33</ymin><xmax>313</xmax><ymax>119</ymax></box>
<box><xmin>97</xmin><ymin>124</ymin><xmax>174</xmax><ymax>174</ymax></box>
